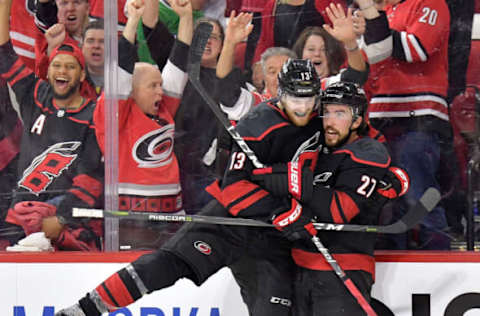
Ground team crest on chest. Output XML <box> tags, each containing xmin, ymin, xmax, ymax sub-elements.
<box><xmin>18</xmin><ymin>141</ymin><xmax>80</xmax><ymax>194</ymax></box>
<box><xmin>132</xmin><ymin>124</ymin><xmax>175</xmax><ymax>168</ymax></box>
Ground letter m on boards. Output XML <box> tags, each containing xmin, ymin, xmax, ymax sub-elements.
<box><xmin>13</xmin><ymin>306</ymin><xmax>54</xmax><ymax>316</ymax></box>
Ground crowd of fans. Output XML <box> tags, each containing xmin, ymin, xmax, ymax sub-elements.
<box><xmin>0</xmin><ymin>0</ymin><xmax>476</xmax><ymax>252</ymax></box>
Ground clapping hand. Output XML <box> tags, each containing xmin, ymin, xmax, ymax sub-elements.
<box><xmin>225</xmin><ymin>10</ymin><xmax>254</xmax><ymax>45</ymax></box>
<box><xmin>323</xmin><ymin>3</ymin><xmax>357</xmax><ymax>44</ymax></box>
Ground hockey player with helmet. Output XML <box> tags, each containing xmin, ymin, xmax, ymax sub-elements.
<box><xmin>253</xmin><ymin>81</ymin><xmax>410</xmax><ymax>315</ymax></box>
<box><xmin>0</xmin><ymin>0</ymin><xmax>104</xmax><ymax>251</ymax></box>
<box><xmin>55</xmin><ymin>58</ymin><xmax>327</xmax><ymax>315</ymax></box>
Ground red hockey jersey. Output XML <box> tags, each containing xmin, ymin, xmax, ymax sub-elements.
<box><xmin>94</xmin><ymin>42</ymin><xmax>189</xmax><ymax>213</ymax></box>
<box><xmin>9</xmin><ymin>0</ymin><xmax>39</xmax><ymax>70</ymax></box>
<box><xmin>363</xmin><ymin>0</ymin><xmax>451</xmax><ymax>121</ymax></box>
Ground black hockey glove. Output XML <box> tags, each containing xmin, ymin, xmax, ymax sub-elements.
<box><xmin>377</xmin><ymin>166</ymin><xmax>410</xmax><ymax>200</ymax></box>
<box><xmin>271</xmin><ymin>199</ymin><xmax>317</xmax><ymax>241</ymax></box>
<box><xmin>251</xmin><ymin>162</ymin><xmax>314</xmax><ymax>203</ymax></box>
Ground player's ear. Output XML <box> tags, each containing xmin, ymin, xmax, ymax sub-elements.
<box><xmin>80</xmin><ymin>69</ymin><xmax>86</xmax><ymax>82</ymax></box>
<box><xmin>352</xmin><ymin>116</ymin><xmax>362</xmax><ymax>130</ymax></box>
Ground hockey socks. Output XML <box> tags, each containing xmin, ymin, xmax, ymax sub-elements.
<box><xmin>75</xmin><ymin>263</ymin><xmax>147</xmax><ymax>315</ymax></box>
<box><xmin>57</xmin><ymin>250</ymin><xmax>194</xmax><ymax>315</ymax></box>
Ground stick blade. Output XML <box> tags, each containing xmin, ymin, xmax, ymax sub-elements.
<box><xmin>391</xmin><ymin>187</ymin><xmax>440</xmax><ymax>233</ymax></box>
<box><xmin>187</xmin><ymin>22</ymin><xmax>213</xmax><ymax>79</ymax></box>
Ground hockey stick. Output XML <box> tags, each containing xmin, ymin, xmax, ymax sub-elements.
<box><xmin>310</xmin><ymin>186</ymin><xmax>439</xmax><ymax>315</ymax></box>
<box><xmin>187</xmin><ymin>22</ymin><xmax>266</xmax><ymax>169</ymax></box>
<box><xmin>321</xmin><ymin>187</ymin><xmax>440</xmax><ymax>234</ymax></box>
<box><xmin>72</xmin><ymin>187</ymin><xmax>439</xmax><ymax>233</ymax></box>
<box><xmin>310</xmin><ymin>234</ymin><xmax>377</xmax><ymax>316</ymax></box>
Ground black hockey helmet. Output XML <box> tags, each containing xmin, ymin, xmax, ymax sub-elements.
<box><xmin>278</xmin><ymin>59</ymin><xmax>321</xmax><ymax>97</ymax></box>
<box><xmin>321</xmin><ymin>81</ymin><xmax>367</xmax><ymax>120</ymax></box>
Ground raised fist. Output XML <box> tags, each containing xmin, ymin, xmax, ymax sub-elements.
<box><xmin>45</xmin><ymin>23</ymin><xmax>66</xmax><ymax>56</ymax></box>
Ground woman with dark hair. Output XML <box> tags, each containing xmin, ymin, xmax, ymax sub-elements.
<box><xmin>292</xmin><ymin>26</ymin><xmax>346</xmax><ymax>78</ymax></box>
<box><xmin>252</xmin><ymin>0</ymin><xmax>346</xmax><ymax>64</ymax></box>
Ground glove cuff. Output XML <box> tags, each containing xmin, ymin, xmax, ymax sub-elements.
<box><xmin>273</xmin><ymin>199</ymin><xmax>303</xmax><ymax>228</ymax></box>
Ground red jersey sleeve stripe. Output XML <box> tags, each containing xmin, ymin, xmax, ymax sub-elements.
<box><xmin>70</xmin><ymin>188</ymin><xmax>95</xmax><ymax>206</ymax></box>
<box><xmin>1</xmin><ymin>58</ymin><xmax>24</xmax><ymax>80</ymax></box>
<box><xmin>205</xmin><ymin>180</ymin><xmax>225</xmax><ymax>206</ymax></box>
<box><xmin>336</xmin><ymin>191</ymin><xmax>360</xmax><ymax>222</ymax></box>
<box><xmin>95</xmin><ymin>284</ymin><xmax>117</xmax><ymax>310</ymax></box>
<box><xmin>229</xmin><ymin>190</ymin><xmax>269</xmax><ymax>216</ymax></box>
<box><xmin>73</xmin><ymin>174</ymin><xmax>103</xmax><ymax>198</ymax></box>
<box><xmin>221</xmin><ymin>180</ymin><xmax>260</xmax><ymax>204</ymax></box>
<box><xmin>9</xmin><ymin>66</ymin><xmax>32</xmax><ymax>87</ymax></box>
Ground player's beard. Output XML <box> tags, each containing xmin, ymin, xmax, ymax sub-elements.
<box><xmin>53</xmin><ymin>79</ymin><xmax>81</xmax><ymax>100</ymax></box>
<box><xmin>325</xmin><ymin>127</ymin><xmax>352</xmax><ymax>148</ymax></box>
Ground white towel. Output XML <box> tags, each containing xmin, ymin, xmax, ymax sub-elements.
<box><xmin>6</xmin><ymin>232</ymin><xmax>54</xmax><ymax>252</ymax></box>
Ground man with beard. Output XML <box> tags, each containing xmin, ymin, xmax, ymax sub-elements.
<box><xmin>0</xmin><ymin>0</ymin><xmax>104</xmax><ymax>251</ymax></box>
<box><xmin>253</xmin><ymin>82</ymin><xmax>408</xmax><ymax>315</ymax></box>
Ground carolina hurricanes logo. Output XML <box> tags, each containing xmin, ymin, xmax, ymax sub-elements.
<box><xmin>193</xmin><ymin>241</ymin><xmax>212</xmax><ymax>255</ymax></box>
<box><xmin>132</xmin><ymin>125</ymin><xmax>175</xmax><ymax>168</ymax></box>
<box><xmin>18</xmin><ymin>141</ymin><xmax>80</xmax><ymax>195</ymax></box>
<box><xmin>291</xmin><ymin>132</ymin><xmax>321</xmax><ymax>162</ymax></box>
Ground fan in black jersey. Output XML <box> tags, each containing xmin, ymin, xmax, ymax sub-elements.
<box><xmin>0</xmin><ymin>0</ymin><xmax>103</xmax><ymax>251</ymax></box>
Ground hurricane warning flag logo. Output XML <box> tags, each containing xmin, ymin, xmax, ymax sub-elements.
<box><xmin>132</xmin><ymin>124</ymin><xmax>175</xmax><ymax>168</ymax></box>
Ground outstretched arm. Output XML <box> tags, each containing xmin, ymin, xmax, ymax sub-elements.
<box><xmin>354</xmin><ymin>0</ymin><xmax>380</xmax><ymax>20</ymax></box>
<box><xmin>215</xmin><ymin>11</ymin><xmax>257</xmax><ymax>121</ymax></box>
<box><xmin>142</xmin><ymin>0</ymin><xmax>159</xmax><ymax>28</ymax></box>
<box><xmin>217</xmin><ymin>11</ymin><xmax>253</xmax><ymax>79</ymax></box>
<box><xmin>323</xmin><ymin>3</ymin><xmax>365</xmax><ymax>72</ymax></box>
<box><xmin>0</xmin><ymin>0</ymin><xmax>12</xmax><ymax>45</ymax></box>
<box><xmin>171</xmin><ymin>0</ymin><xmax>193</xmax><ymax>45</ymax></box>
<box><xmin>123</xmin><ymin>0</ymin><xmax>146</xmax><ymax>44</ymax></box>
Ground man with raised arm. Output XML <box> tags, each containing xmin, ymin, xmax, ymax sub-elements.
<box><xmin>0</xmin><ymin>0</ymin><xmax>104</xmax><ymax>250</ymax></box>
<box><xmin>93</xmin><ymin>0</ymin><xmax>191</xmax><ymax>249</ymax></box>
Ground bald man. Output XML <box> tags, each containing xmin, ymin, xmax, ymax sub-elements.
<box><xmin>93</xmin><ymin>30</ymin><xmax>191</xmax><ymax>249</ymax></box>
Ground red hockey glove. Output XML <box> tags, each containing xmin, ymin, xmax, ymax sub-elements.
<box><xmin>271</xmin><ymin>199</ymin><xmax>317</xmax><ymax>241</ymax></box>
<box><xmin>252</xmin><ymin>162</ymin><xmax>313</xmax><ymax>203</ymax></box>
<box><xmin>6</xmin><ymin>201</ymin><xmax>57</xmax><ymax>235</ymax></box>
<box><xmin>54</xmin><ymin>226</ymin><xmax>101</xmax><ymax>251</ymax></box>
<box><xmin>377</xmin><ymin>166</ymin><xmax>410</xmax><ymax>199</ymax></box>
